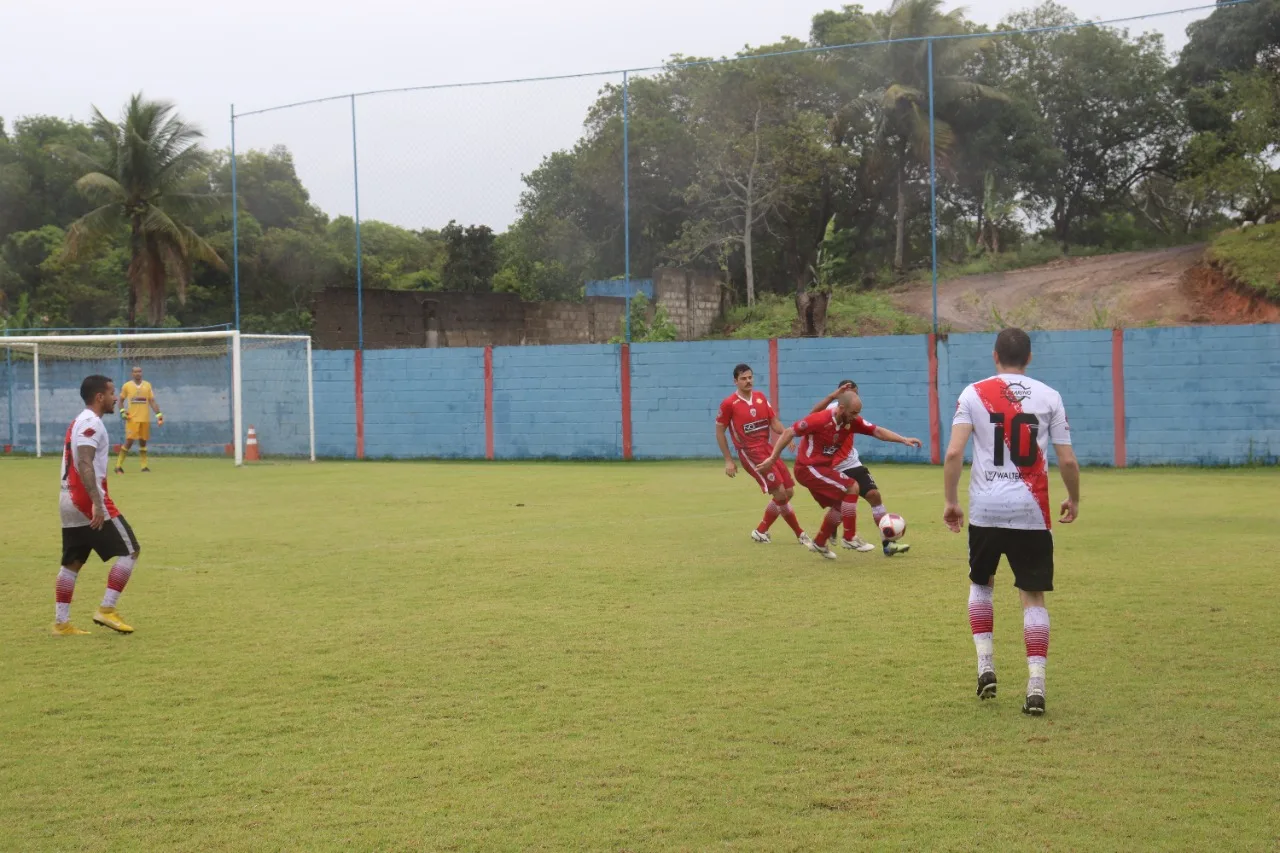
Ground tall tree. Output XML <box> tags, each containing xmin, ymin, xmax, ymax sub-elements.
<box><xmin>53</xmin><ymin>93</ymin><xmax>225</xmax><ymax>325</ymax></box>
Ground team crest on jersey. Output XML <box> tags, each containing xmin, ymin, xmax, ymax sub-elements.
<box><xmin>749</xmin><ymin>408</ymin><xmax>757</xmax><ymax>417</ymax></box>
<box><xmin>1002</xmin><ymin>381</ymin><xmax>1032</xmax><ymax>403</ymax></box>
<box><xmin>766</xmin><ymin>472</ymin><xmax>776</xmax><ymax>482</ymax></box>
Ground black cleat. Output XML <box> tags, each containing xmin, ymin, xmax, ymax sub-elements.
<box><xmin>1022</xmin><ymin>692</ymin><xmax>1046</xmax><ymax>716</ymax></box>
<box><xmin>977</xmin><ymin>670</ymin><xmax>998</xmax><ymax>700</ymax></box>
<box><xmin>114</xmin><ymin>467</ymin><xmax>124</xmax><ymax>474</ymax></box>
<box><xmin>141</xmin><ymin>467</ymin><xmax>151</xmax><ymax>472</ymax></box>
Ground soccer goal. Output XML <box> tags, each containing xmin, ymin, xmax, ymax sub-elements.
<box><xmin>0</xmin><ymin>331</ymin><xmax>314</xmax><ymax>465</ymax></box>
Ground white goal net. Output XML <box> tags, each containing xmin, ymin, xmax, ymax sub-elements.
<box><xmin>0</xmin><ymin>331</ymin><xmax>314</xmax><ymax>464</ymax></box>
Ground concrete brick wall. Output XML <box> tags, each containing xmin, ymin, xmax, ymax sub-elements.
<box><xmin>242</xmin><ymin>343</ymin><xmax>313</xmax><ymax>458</ymax></box>
<box><xmin>313</xmin><ymin>350</ymin><xmax>355</xmax><ymax>458</ymax></box>
<box><xmin>1124</xmin><ymin>325</ymin><xmax>1280</xmax><ymax>465</ymax></box>
<box><xmin>362</xmin><ymin>348</ymin><xmax>486</xmax><ymax>459</ymax></box>
<box><xmin>937</xmin><ymin>330</ymin><xmax>1116</xmax><ymax>466</ymax></box>
<box><xmin>780</xmin><ymin>336</ymin><xmax>933</xmax><ymax>464</ymax></box>
<box><xmin>492</xmin><ymin>345</ymin><xmax>622</xmax><ymax>459</ymax></box>
<box><xmin>654</xmin><ymin>269</ymin><xmax>724</xmax><ymax>340</ymax></box>
<box><xmin>523</xmin><ymin>298</ymin><xmax>625</xmax><ymax>346</ymax></box>
<box><xmin>631</xmin><ymin>340</ymin><xmax>771</xmax><ymax>459</ymax></box>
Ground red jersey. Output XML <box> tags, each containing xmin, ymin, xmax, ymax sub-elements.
<box><xmin>716</xmin><ymin>391</ymin><xmax>777</xmax><ymax>454</ymax></box>
<box><xmin>791</xmin><ymin>409</ymin><xmax>876</xmax><ymax>467</ymax></box>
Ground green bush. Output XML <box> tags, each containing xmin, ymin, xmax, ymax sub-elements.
<box><xmin>1206</xmin><ymin>223</ymin><xmax>1280</xmax><ymax>301</ymax></box>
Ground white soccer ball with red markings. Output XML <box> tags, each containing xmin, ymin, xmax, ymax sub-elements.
<box><xmin>878</xmin><ymin>513</ymin><xmax>906</xmax><ymax>541</ymax></box>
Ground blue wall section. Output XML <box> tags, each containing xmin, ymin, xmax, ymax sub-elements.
<box><xmin>313</xmin><ymin>349</ymin><xmax>355</xmax><ymax>458</ymax></box>
<box><xmin>242</xmin><ymin>342</ymin><xmax>312</xmax><ymax>458</ymax></box>
<box><xmin>938</xmin><ymin>331</ymin><xmax>1115</xmax><ymax>466</ymax></box>
<box><xmin>631</xmin><ymin>340</ymin><xmax>770</xmax><ymax>459</ymax></box>
<box><xmin>492</xmin><ymin>345</ymin><xmax>621</xmax><ymax>459</ymax></box>
<box><xmin>779</xmin><ymin>336</ymin><xmax>932</xmax><ymax>463</ymax></box>
<box><xmin>1124</xmin><ymin>325</ymin><xmax>1280</xmax><ymax>465</ymax></box>
<box><xmin>361</xmin><ymin>348</ymin><xmax>486</xmax><ymax>459</ymax></box>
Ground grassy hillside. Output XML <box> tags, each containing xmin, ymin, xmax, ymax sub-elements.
<box><xmin>1206</xmin><ymin>222</ymin><xmax>1280</xmax><ymax>301</ymax></box>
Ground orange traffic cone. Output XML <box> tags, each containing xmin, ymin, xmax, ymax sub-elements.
<box><xmin>245</xmin><ymin>425</ymin><xmax>261</xmax><ymax>462</ymax></box>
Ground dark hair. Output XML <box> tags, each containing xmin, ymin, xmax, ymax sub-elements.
<box><xmin>733</xmin><ymin>363</ymin><xmax>753</xmax><ymax>379</ymax></box>
<box><xmin>994</xmin><ymin>327</ymin><xmax>1032</xmax><ymax>368</ymax></box>
<box><xmin>839</xmin><ymin>379</ymin><xmax>857</xmax><ymax>391</ymax></box>
<box><xmin>80</xmin><ymin>375</ymin><xmax>113</xmax><ymax>404</ymax></box>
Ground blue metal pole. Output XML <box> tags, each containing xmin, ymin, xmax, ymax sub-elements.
<box><xmin>622</xmin><ymin>72</ymin><xmax>632</xmax><ymax>344</ymax></box>
<box><xmin>351</xmin><ymin>95</ymin><xmax>364</xmax><ymax>351</ymax></box>
<box><xmin>231</xmin><ymin>104</ymin><xmax>241</xmax><ymax>331</ymax></box>
<box><xmin>4</xmin><ymin>332</ymin><xmax>12</xmax><ymax>451</ymax></box>
<box><xmin>927</xmin><ymin>39</ymin><xmax>939</xmax><ymax>335</ymax></box>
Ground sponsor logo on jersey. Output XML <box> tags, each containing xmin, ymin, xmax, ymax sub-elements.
<box><xmin>742</xmin><ymin>419</ymin><xmax>769</xmax><ymax>434</ymax></box>
<box><xmin>1002</xmin><ymin>381</ymin><xmax>1032</xmax><ymax>403</ymax></box>
<box><xmin>986</xmin><ymin>471</ymin><xmax>1028</xmax><ymax>482</ymax></box>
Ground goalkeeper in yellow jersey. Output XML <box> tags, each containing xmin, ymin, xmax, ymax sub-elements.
<box><xmin>114</xmin><ymin>366</ymin><xmax>163</xmax><ymax>473</ymax></box>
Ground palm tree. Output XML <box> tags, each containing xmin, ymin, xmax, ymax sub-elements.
<box><xmin>54</xmin><ymin>93</ymin><xmax>225</xmax><ymax>326</ymax></box>
<box><xmin>858</xmin><ymin>0</ymin><xmax>1005</xmax><ymax>270</ymax></box>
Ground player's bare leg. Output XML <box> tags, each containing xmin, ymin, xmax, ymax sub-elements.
<box><xmin>969</xmin><ymin>580</ymin><xmax>996</xmax><ymax>698</ymax></box>
<box><xmin>52</xmin><ymin>562</ymin><xmax>90</xmax><ymax>635</ymax></box>
<box><xmin>1020</xmin><ymin>589</ymin><xmax>1049</xmax><ymax>715</ymax></box>
<box><xmin>139</xmin><ymin>439</ymin><xmax>149</xmax><ymax>472</ymax></box>
<box><xmin>93</xmin><ymin>548</ymin><xmax>139</xmax><ymax>634</ymax></box>
<box><xmin>115</xmin><ymin>439</ymin><xmax>133</xmax><ymax>474</ymax></box>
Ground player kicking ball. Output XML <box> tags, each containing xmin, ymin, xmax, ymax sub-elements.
<box><xmin>53</xmin><ymin>375</ymin><xmax>142</xmax><ymax>636</ymax></box>
<box><xmin>943</xmin><ymin>328</ymin><xmax>1079</xmax><ymax>716</ymax></box>
<box><xmin>755</xmin><ymin>390</ymin><xmax>865</xmax><ymax>561</ymax></box>
<box><xmin>715</xmin><ymin>363</ymin><xmax>812</xmax><ymax>546</ymax></box>
<box><xmin>810</xmin><ymin>380</ymin><xmax>922</xmax><ymax>556</ymax></box>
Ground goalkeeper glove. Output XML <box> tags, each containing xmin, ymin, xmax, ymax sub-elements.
<box><xmin>120</xmin><ymin>409</ymin><xmax>128</xmax><ymax>421</ymax></box>
<box><xmin>156</xmin><ymin>413</ymin><xmax>164</xmax><ymax>426</ymax></box>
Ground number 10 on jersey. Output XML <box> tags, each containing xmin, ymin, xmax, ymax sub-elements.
<box><xmin>989</xmin><ymin>413</ymin><xmax>1040</xmax><ymax>466</ymax></box>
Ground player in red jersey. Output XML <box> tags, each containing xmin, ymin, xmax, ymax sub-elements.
<box><xmin>715</xmin><ymin>363</ymin><xmax>811</xmax><ymax>546</ymax></box>
<box><xmin>810</xmin><ymin>380</ymin><xmax>922</xmax><ymax>556</ymax></box>
<box><xmin>52</xmin><ymin>375</ymin><xmax>142</xmax><ymax>636</ymax></box>
<box><xmin>754</xmin><ymin>389</ymin><xmax>867</xmax><ymax>560</ymax></box>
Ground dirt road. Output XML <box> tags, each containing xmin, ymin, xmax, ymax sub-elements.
<box><xmin>895</xmin><ymin>245</ymin><xmax>1207</xmax><ymax>331</ymax></box>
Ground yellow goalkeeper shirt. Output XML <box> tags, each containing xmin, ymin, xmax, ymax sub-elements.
<box><xmin>121</xmin><ymin>380</ymin><xmax>155</xmax><ymax>423</ymax></box>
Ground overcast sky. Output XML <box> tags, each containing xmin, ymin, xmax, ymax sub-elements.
<box><xmin>3</xmin><ymin>0</ymin><xmax>1216</xmax><ymax>231</ymax></box>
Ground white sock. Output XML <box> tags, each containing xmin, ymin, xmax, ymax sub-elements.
<box><xmin>968</xmin><ymin>583</ymin><xmax>994</xmax><ymax>675</ymax></box>
<box><xmin>55</xmin><ymin>567</ymin><xmax>78</xmax><ymax>624</ymax></box>
<box><xmin>1024</xmin><ymin>606</ymin><xmax>1050</xmax><ymax>695</ymax></box>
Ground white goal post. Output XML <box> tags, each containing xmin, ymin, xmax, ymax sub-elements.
<box><xmin>0</xmin><ymin>330</ymin><xmax>314</xmax><ymax>466</ymax></box>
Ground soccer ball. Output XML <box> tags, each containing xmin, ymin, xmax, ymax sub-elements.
<box><xmin>878</xmin><ymin>513</ymin><xmax>906</xmax><ymax>541</ymax></box>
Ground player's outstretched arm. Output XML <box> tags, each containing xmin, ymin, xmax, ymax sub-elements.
<box><xmin>872</xmin><ymin>425</ymin><xmax>923</xmax><ymax>449</ymax></box>
<box><xmin>715</xmin><ymin>424</ymin><xmax>736</xmax><ymax>477</ymax></box>
<box><xmin>942</xmin><ymin>424</ymin><xmax>972</xmax><ymax>532</ymax></box>
<box><xmin>810</xmin><ymin>382</ymin><xmax>854</xmax><ymax>414</ymax></box>
<box><xmin>1054</xmin><ymin>444</ymin><xmax>1080</xmax><ymax>523</ymax></box>
<box><xmin>756</xmin><ymin>427</ymin><xmax>795</xmax><ymax>472</ymax></box>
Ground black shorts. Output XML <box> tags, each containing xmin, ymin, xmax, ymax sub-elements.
<box><xmin>837</xmin><ymin>465</ymin><xmax>878</xmax><ymax>496</ymax></box>
<box><xmin>62</xmin><ymin>516</ymin><xmax>140</xmax><ymax>566</ymax></box>
<box><xmin>968</xmin><ymin>525</ymin><xmax>1054</xmax><ymax>592</ymax></box>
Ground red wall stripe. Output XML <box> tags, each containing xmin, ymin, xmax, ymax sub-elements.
<box><xmin>620</xmin><ymin>344</ymin><xmax>633</xmax><ymax>460</ymax></box>
<box><xmin>484</xmin><ymin>346</ymin><xmax>495</xmax><ymax>460</ymax></box>
<box><xmin>927</xmin><ymin>334</ymin><xmax>941</xmax><ymax>465</ymax></box>
<box><xmin>1112</xmin><ymin>328</ymin><xmax>1126</xmax><ymax>468</ymax></box>
<box><xmin>354</xmin><ymin>349</ymin><xmax>365</xmax><ymax>460</ymax></box>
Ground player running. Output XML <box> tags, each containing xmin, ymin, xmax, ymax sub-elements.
<box><xmin>755</xmin><ymin>390</ymin><xmax>865</xmax><ymax>561</ymax></box>
<box><xmin>943</xmin><ymin>328</ymin><xmax>1080</xmax><ymax>716</ymax></box>
<box><xmin>810</xmin><ymin>380</ymin><xmax>922</xmax><ymax>556</ymax></box>
<box><xmin>715</xmin><ymin>363</ymin><xmax>811</xmax><ymax>546</ymax></box>
<box><xmin>54</xmin><ymin>375</ymin><xmax>142</xmax><ymax>636</ymax></box>
<box><xmin>115</xmin><ymin>365</ymin><xmax>163</xmax><ymax>473</ymax></box>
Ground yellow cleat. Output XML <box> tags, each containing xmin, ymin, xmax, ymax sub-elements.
<box><xmin>92</xmin><ymin>607</ymin><xmax>134</xmax><ymax>634</ymax></box>
<box><xmin>52</xmin><ymin>622</ymin><xmax>91</xmax><ymax>636</ymax></box>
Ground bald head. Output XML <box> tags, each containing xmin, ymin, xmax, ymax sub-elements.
<box><xmin>835</xmin><ymin>390</ymin><xmax>862</xmax><ymax>421</ymax></box>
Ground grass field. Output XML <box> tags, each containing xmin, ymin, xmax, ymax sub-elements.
<box><xmin>1</xmin><ymin>458</ymin><xmax>1277</xmax><ymax>851</ymax></box>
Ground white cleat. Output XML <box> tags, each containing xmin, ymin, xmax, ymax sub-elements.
<box><xmin>842</xmin><ymin>537</ymin><xmax>877</xmax><ymax>552</ymax></box>
<box><xmin>797</xmin><ymin>533</ymin><xmax>815</xmax><ymax>548</ymax></box>
<box><xmin>807</xmin><ymin>539</ymin><xmax>838</xmax><ymax>560</ymax></box>
<box><xmin>751</xmin><ymin>530</ymin><xmax>772</xmax><ymax>544</ymax></box>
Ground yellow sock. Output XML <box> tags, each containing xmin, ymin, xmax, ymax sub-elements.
<box><xmin>140</xmin><ymin>447</ymin><xmax>148</xmax><ymax>468</ymax></box>
<box><xmin>116</xmin><ymin>448</ymin><xmax>127</xmax><ymax>470</ymax></box>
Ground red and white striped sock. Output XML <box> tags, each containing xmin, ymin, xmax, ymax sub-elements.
<box><xmin>777</xmin><ymin>501</ymin><xmax>804</xmax><ymax>537</ymax></box>
<box><xmin>1024</xmin><ymin>606</ymin><xmax>1050</xmax><ymax>695</ymax></box>
<box><xmin>55</xmin><ymin>567</ymin><xmax>78</xmax><ymax>624</ymax></box>
<box><xmin>101</xmin><ymin>556</ymin><xmax>136</xmax><ymax>609</ymax></box>
<box><xmin>757</xmin><ymin>501</ymin><xmax>781</xmax><ymax>534</ymax></box>
<box><xmin>815</xmin><ymin>507</ymin><xmax>841</xmax><ymax>547</ymax></box>
<box><xmin>840</xmin><ymin>498</ymin><xmax>858</xmax><ymax>542</ymax></box>
<box><xmin>968</xmin><ymin>583</ymin><xmax>994</xmax><ymax>674</ymax></box>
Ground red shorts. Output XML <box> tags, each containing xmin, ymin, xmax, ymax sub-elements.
<box><xmin>737</xmin><ymin>447</ymin><xmax>794</xmax><ymax>494</ymax></box>
<box><xmin>794</xmin><ymin>463</ymin><xmax>855</xmax><ymax>509</ymax></box>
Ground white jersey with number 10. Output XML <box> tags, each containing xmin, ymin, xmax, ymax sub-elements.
<box><xmin>953</xmin><ymin>374</ymin><xmax>1071</xmax><ymax>531</ymax></box>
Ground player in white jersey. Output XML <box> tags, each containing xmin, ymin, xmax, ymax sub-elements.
<box><xmin>53</xmin><ymin>375</ymin><xmax>141</xmax><ymax>636</ymax></box>
<box><xmin>943</xmin><ymin>328</ymin><xmax>1080</xmax><ymax>716</ymax></box>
